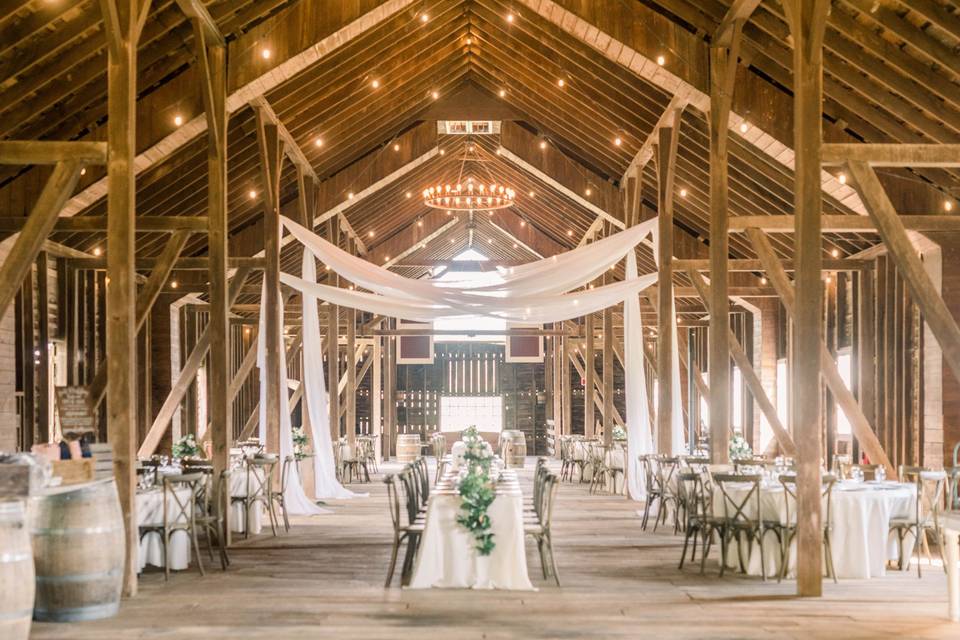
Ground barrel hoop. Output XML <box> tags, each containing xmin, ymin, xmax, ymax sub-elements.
<box><xmin>0</xmin><ymin>551</ymin><xmax>31</xmax><ymax>563</ymax></box>
<box><xmin>33</xmin><ymin>601</ymin><xmax>120</xmax><ymax>622</ymax></box>
<box><xmin>0</xmin><ymin>608</ymin><xmax>33</xmax><ymax>621</ymax></box>
<box><xmin>35</xmin><ymin>568</ymin><xmax>122</xmax><ymax>583</ymax></box>
<box><xmin>31</xmin><ymin>525</ymin><xmax>123</xmax><ymax>536</ymax></box>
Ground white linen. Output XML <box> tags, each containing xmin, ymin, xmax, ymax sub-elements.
<box><xmin>624</xmin><ymin>250</ymin><xmax>654</xmax><ymax>500</ymax></box>
<box><xmin>229</xmin><ymin>465</ymin><xmax>264</xmax><ymax>534</ymax></box>
<box><xmin>713</xmin><ymin>480</ymin><xmax>915</xmax><ymax>579</ymax></box>
<box><xmin>137</xmin><ymin>487</ymin><xmax>191</xmax><ymax>571</ymax></box>
<box><xmin>301</xmin><ymin>252</ymin><xmax>363</xmax><ymax>500</ymax></box>
<box><xmin>256</xmin><ymin>276</ymin><xmax>331</xmax><ymax>517</ymax></box>
<box><xmin>408</xmin><ymin>470</ymin><xmax>533</xmax><ymax>590</ymax></box>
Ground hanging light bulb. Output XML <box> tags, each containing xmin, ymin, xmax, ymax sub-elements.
<box><xmin>173</xmin><ymin>114</ymin><xmax>183</xmax><ymax>127</ymax></box>
<box><xmin>838</xmin><ymin>173</ymin><xmax>847</xmax><ymax>185</ymax></box>
<box><xmin>656</xmin><ymin>55</ymin><xmax>666</xmax><ymax>65</ymax></box>
<box><xmin>261</xmin><ymin>48</ymin><xmax>272</xmax><ymax>60</ymax></box>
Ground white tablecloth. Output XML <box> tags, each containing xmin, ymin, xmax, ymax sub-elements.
<box><xmin>408</xmin><ymin>469</ymin><xmax>534</xmax><ymax>590</ymax></box>
<box><xmin>712</xmin><ymin>480</ymin><xmax>915</xmax><ymax>579</ymax></box>
<box><xmin>230</xmin><ymin>466</ymin><xmax>265</xmax><ymax>535</ymax></box>
<box><xmin>137</xmin><ymin>487</ymin><xmax>192</xmax><ymax>571</ymax></box>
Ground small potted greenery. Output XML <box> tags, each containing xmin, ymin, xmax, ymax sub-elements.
<box><xmin>729</xmin><ymin>434</ymin><xmax>753</xmax><ymax>461</ymax></box>
<box><xmin>172</xmin><ymin>434</ymin><xmax>202</xmax><ymax>460</ymax></box>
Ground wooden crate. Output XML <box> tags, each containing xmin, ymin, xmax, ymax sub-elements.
<box><xmin>51</xmin><ymin>459</ymin><xmax>95</xmax><ymax>486</ymax></box>
<box><xmin>89</xmin><ymin>443</ymin><xmax>114</xmax><ymax>480</ymax></box>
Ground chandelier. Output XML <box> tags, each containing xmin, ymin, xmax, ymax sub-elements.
<box><xmin>423</xmin><ymin>179</ymin><xmax>516</xmax><ymax>212</ymax></box>
<box><xmin>421</xmin><ymin>140</ymin><xmax>516</xmax><ymax>212</ymax></box>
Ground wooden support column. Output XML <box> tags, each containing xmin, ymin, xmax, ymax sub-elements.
<box><xmin>687</xmin><ymin>270</ymin><xmax>797</xmax><ymax>455</ymax></box>
<box><xmin>784</xmin><ymin>0</ymin><xmax>830</xmax><ymax>598</ymax></box>
<box><xmin>18</xmin><ymin>271</ymin><xmax>35</xmax><ymax>449</ymax></box>
<box><xmin>857</xmin><ymin>269</ymin><xmax>876</xmax><ymax>462</ymax></box>
<box><xmin>100</xmin><ymin>0</ymin><xmax>150</xmax><ymax>598</ymax></box>
<box><xmin>190</xmin><ymin>18</ymin><xmax>231</xmax><ymax>485</ymax></box>
<box><xmin>561</xmin><ymin>335</ymin><xmax>572</xmax><ymax>436</ymax></box>
<box><xmin>584</xmin><ymin>314</ymin><xmax>596</xmax><ymax>437</ymax></box>
<box><xmin>602</xmin><ymin>307</ymin><xmax>614</xmax><ymax>446</ymax></box>
<box><xmin>372</xmin><ymin>328</ymin><xmax>383</xmax><ymax>461</ymax></box>
<box><xmin>384</xmin><ymin>324</ymin><xmax>396</xmax><ymax>457</ymax></box>
<box><xmin>657</xmin><ymin>123</ymin><xmax>679</xmax><ymax>455</ymax></box>
<box><xmin>708</xmin><ymin>29</ymin><xmax>742</xmax><ymax>464</ymax></box>
<box><xmin>256</xmin><ymin>113</ymin><xmax>282</xmax><ymax>457</ymax></box>
<box><xmin>327</xmin><ymin>217</ymin><xmax>340</xmax><ymax>442</ymax></box>
<box><xmin>553</xmin><ymin>329</ymin><xmax>563</xmax><ymax>442</ymax></box>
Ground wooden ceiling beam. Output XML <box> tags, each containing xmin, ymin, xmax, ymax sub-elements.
<box><xmin>822</xmin><ymin>143</ymin><xmax>960</xmax><ymax>168</ymax></box>
<box><xmin>174</xmin><ymin>0</ymin><xmax>224</xmax><ymax>46</ymax></box>
<box><xmin>0</xmin><ymin>141</ymin><xmax>108</xmax><ymax>165</ymax></box>
<box><xmin>714</xmin><ymin>0</ymin><xmax>762</xmax><ymax>48</ymax></box>
<box><xmin>729</xmin><ymin>214</ymin><xmax>960</xmax><ymax>232</ymax></box>
<box><xmin>0</xmin><ymin>215</ymin><xmax>208</xmax><ymax>233</ymax></box>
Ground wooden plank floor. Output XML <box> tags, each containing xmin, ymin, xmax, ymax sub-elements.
<box><xmin>31</xmin><ymin>459</ymin><xmax>958</xmax><ymax>639</ymax></box>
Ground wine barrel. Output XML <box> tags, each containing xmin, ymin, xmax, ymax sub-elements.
<box><xmin>0</xmin><ymin>501</ymin><xmax>34</xmax><ymax>639</ymax></box>
<box><xmin>29</xmin><ymin>479</ymin><xmax>124</xmax><ymax>622</ymax></box>
<box><xmin>501</xmin><ymin>430</ymin><xmax>527</xmax><ymax>469</ymax></box>
<box><xmin>396</xmin><ymin>434</ymin><xmax>422</xmax><ymax>463</ymax></box>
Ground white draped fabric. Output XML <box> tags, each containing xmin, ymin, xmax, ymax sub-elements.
<box><xmin>624</xmin><ymin>251</ymin><xmax>654</xmax><ymax>500</ymax></box>
<box><xmin>257</xmin><ymin>281</ymin><xmax>331</xmax><ymax>516</ymax></box>
<box><xmin>300</xmin><ymin>252</ymin><xmax>363</xmax><ymax>500</ymax></box>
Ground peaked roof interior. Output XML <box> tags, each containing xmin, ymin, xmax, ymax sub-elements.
<box><xmin>1</xmin><ymin>0</ymin><xmax>957</xmax><ymax>321</ymax></box>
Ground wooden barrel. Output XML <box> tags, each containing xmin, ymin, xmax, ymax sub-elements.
<box><xmin>501</xmin><ymin>430</ymin><xmax>527</xmax><ymax>468</ymax></box>
<box><xmin>29</xmin><ymin>479</ymin><xmax>124</xmax><ymax>622</ymax></box>
<box><xmin>0</xmin><ymin>500</ymin><xmax>34</xmax><ymax>639</ymax></box>
<box><xmin>396</xmin><ymin>434</ymin><xmax>422</xmax><ymax>463</ymax></box>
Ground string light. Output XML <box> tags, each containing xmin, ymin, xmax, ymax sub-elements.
<box><xmin>417</xmin><ymin>220</ymin><xmax>423</xmax><ymax>227</ymax></box>
<box><xmin>488</xmin><ymin>238</ymin><xmax>493</xmax><ymax>244</ymax></box>
<box><xmin>466</xmin><ymin>37</ymin><xmax>473</xmax><ymax>45</ymax></box>
<box><xmin>80</xmin><ymin>168</ymin><xmax>86</xmax><ymax>176</ymax></box>
<box><xmin>830</xmin><ymin>248</ymin><xmax>840</xmax><ymax>258</ymax></box>
<box><xmin>528</xmin><ymin>190</ymin><xmax>535</xmax><ymax>197</ymax></box>
<box><xmin>261</xmin><ymin>48</ymin><xmax>271</xmax><ymax>60</ymax></box>
<box><xmin>557</xmin><ymin>78</ymin><xmax>565</xmax><ymax>88</ymax></box>
<box><xmin>585</xmin><ymin>187</ymin><xmax>592</xmax><ymax>196</ymax></box>
<box><xmin>837</xmin><ymin>173</ymin><xmax>846</xmax><ymax>185</ymax></box>
<box><xmin>170</xmin><ymin>280</ymin><xmax>179</xmax><ymax>289</ymax></box>
<box><xmin>450</xmin><ymin>238</ymin><xmax>456</xmax><ymax>244</ymax></box>
<box><xmin>439</xmin><ymin>149</ymin><xmax>445</xmax><ymax>155</ymax></box>
<box><xmin>739</xmin><ymin>121</ymin><xmax>749</xmax><ymax>134</ymax></box>
<box><xmin>614</xmin><ymin>137</ymin><xmax>622</xmax><ymax>146</ymax></box>
<box><xmin>679</xmin><ymin>188</ymin><xmax>688</xmax><ymax>197</ymax></box>
<box><xmin>567</xmin><ymin>230</ymin><xmax>574</xmax><ymax>237</ymax></box>
<box><xmin>405</xmin><ymin>191</ymin><xmax>412</xmax><ymax>198</ymax></box>
<box><xmin>760</xmin><ymin>276</ymin><xmax>768</xmax><ymax>285</ymax></box>
<box><xmin>499</xmin><ymin>88</ymin><xmax>506</xmax><ymax>98</ymax></box>
<box><xmin>393</xmin><ymin>143</ymin><xmax>400</xmax><ymax>151</ymax></box>
<box><xmin>93</xmin><ymin>247</ymin><xmax>102</xmax><ymax>257</ymax></box>
<box><xmin>431</xmin><ymin>90</ymin><xmax>439</xmax><ymax>100</ymax></box>
<box><xmin>656</xmin><ymin>55</ymin><xmax>666</xmax><ymax>66</ymax></box>
<box><xmin>314</xmin><ymin>137</ymin><xmax>323</xmax><ymax>147</ymax></box>
<box><xmin>506</xmin><ymin>13</ymin><xmax>515</xmax><ymax>23</ymax></box>
<box><xmin>347</xmin><ymin>192</ymin><xmax>354</xmax><ymax>199</ymax></box>
<box><xmin>512</xmin><ymin>242</ymin><xmax>518</xmax><ymax>249</ymax></box>
<box><xmin>539</xmin><ymin>140</ymin><xmax>547</xmax><ymax>149</ymax></box>
<box><xmin>173</xmin><ymin>114</ymin><xmax>183</xmax><ymax>127</ymax></box>
<box><xmin>368</xmin><ymin>230</ymin><xmax>375</xmax><ymax>238</ymax></box>
<box><xmin>248</xmin><ymin>189</ymin><xmax>257</xmax><ymax>199</ymax></box>
<box><xmin>825</xmin><ymin>274</ymin><xmax>832</xmax><ymax>284</ymax></box>
<box><xmin>420</xmin><ymin>13</ymin><xmax>429</xmax><ymax>22</ymax></box>
<box><xmin>384</xmin><ymin>256</ymin><xmax>390</xmax><ymax>262</ymax></box>
<box><xmin>946</xmin><ymin>200</ymin><xmax>954</xmax><ymax>212</ymax></box>
<box><xmin>371</xmin><ymin>79</ymin><xmax>380</xmax><ymax>89</ymax></box>
<box><xmin>520</xmin><ymin>220</ymin><xmax>526</xmax><ymax>227</ymax></box>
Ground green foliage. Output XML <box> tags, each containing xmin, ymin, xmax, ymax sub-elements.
<box><xmin>456</xmin><ymin>426</ymin><xmax>497</xmax><ymax>556</ymax></box>
<box><xmin>729</xmin><ymin>434</ymin><xmax>753</xmax><ymax>460</ymax></box>
<box><xmin>172</xmin><ymin>434</ymin><xmax>201</xmax><ymax>459</ymax></box>
<box><xmin>292</xmin><ymin>427</ymin><xmax>309</xmax><ymax>461</ymax></box>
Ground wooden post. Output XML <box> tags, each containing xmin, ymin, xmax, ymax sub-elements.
<box><xmin>385</xmin><ymin>324</ymin><xmax>397</xmax><ymax>457</ymax></box>
<box><xmin>708</xmin><ymin>33</ymin><xmax>741</xmax><ymax>464</ymax></box>
<box><xmin>584</xmin><ymin>314</ymin><xmax>595</xmax><ymax>437</ymax></box>
<box><xmin>100</xmin><ymin>0</ymin><xmax>149</xmax><ymax>598</ymax></box>
<box><xmin>562</xmin><ymin>335</ymin><xmax>572</xmax><ymax>436</ymax></box>
<box><xmin>785</xmin><ymin>0</ymin><xmax>830</xmax><ymax>598</ymax></box>
<box><xmin>190</xmin><ymin>20</ymin><xmax>231</xmax><ymax>491</ymax></box>
<box><xmin>657</xmin><ymin>124</ymin><xmax>679</xmax><ymax>455</ymax></box>
<box><xmin>858</xmin><ymin>269</ymin><xmax>876</xmax><ymax>461</ymax></box>
<box><xmin>256</xmin><ymin>114</ymin><xmax>282</xmax><ymax>456</ymax></box>
<box><xmin>327</xmin><ymin>217</ymin><xmax>340</xmax><ymax>442</ymax></box>
<box><xmin>553</xmin><ymin>330</ymin><xmax>563</xmax><ymax>441</ymax></box>
<box><xmin>372</xmin><ymin>329</ymin><xmax>383</xmax><ymax>462</ymax></box>
<box><xmin>19</xmin><ymin>271</ymin><xmax>35</xmax><ymax>448</ymax></box>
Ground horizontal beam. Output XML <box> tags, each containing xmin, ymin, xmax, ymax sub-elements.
<box><xmin>68</xmin><ymin>256</ymin><xmax>265</xmax><ymax>270</ymax></box>
<box><xmin>0</xmin><ymin>141</ymin><xmax>108</xmax><ymax>165</ymax></box>
<box><xmin>673</xmin><ymin>258</ymin><xmax>872</xmax><ymax>271</ymax></box>
<box><xmin>821</xmin><ymin>143</ymin><xmax>960</xmax><ymax>167</ymax></box>
<box><xmin>371</xmin><ymin>328</ymin><xmax>574</xmax><ymax>336</ymax></box>
<box><xmin>0</xmin><ymin>215</ymin><xmax>209</xmax><ymax>233</ymax></box>
<box><xmin>729</xmin><ymin>214</ymin><xmax>960</xmax><ymax>232</ymax></box>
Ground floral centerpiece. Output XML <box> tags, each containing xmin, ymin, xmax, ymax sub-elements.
<box><xmin>612</xmin><ymin>424</ymin><xmax>627</xmax><ymax>441</ymax></box>
<box><xmin>291</xmin><ymin>427</ymin><xmax>310</xmax><ymax>460</ymax></box>
<box><xmin>172</xmin><ymin>434</ymin><xmax>202</xmax><ymax>459</ymax></box>
<box><xmin>729</xmin><ymin>434</ymin><xmax>753</xmax><ymax>460</ymax></box>
<box><xmin>456</xmin><ymin>426</ymin><xmax>497</xmax><ymax>556</ymax></box>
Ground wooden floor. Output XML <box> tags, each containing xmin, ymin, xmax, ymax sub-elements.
<box><xmin>31</xmin><ymin>459</ymin><xmax>958</xmax><ymax>639</ymax></box>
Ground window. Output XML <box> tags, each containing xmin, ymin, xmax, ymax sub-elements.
<box><xmin>432</xmin><ymin>249</ymin><xmax>507</xmax><ymax>341</ymax></box>
<box><xmin>731</xmin><ymin>367</ymin><xmax>743</xmax><ymax>432</ymax></box>
<box><xmin>440</xmin><ymin>396</ymin><xmax>503</xmax><ymax>433</ymax></box>
<box><xmin>764</xmin><ymin>358</ymin><xmax>788</xmax><ymax>453</ymax></box>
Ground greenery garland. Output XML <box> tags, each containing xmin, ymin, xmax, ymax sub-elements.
<box><xmin>456</xmin><ymin>426</ymin><xmax>497</xmax><ymax>556</ymax></box>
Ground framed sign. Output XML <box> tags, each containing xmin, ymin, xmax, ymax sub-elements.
<box><xmin>55</xmin><ymin>386</ymin><xmax>96</xmax><ymax>440</ymax></box>
<box><xmin>397</xmin><ymin>319</ymin><xmax>434</xmax><ymax>364</ymax></box>
<box><xmin>505</xmin><ymin>324</ymin><xmax>544</xmax><ymax>363</ymax></box>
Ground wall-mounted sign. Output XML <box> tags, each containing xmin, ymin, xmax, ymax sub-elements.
<box><xmin>505</xmin><ymin>324</ymin><xmax>544</xmax><ymax>363</ymax></box>
<box><xmin>397</xmin><ymin>319</ymin><xmax>434</xmax><ymax>364</ymax></box>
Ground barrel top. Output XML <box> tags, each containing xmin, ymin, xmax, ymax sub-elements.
<box><xmin>32</xmin><ymin>477</ymin><xmax>115</xmax><ymax>498</ymax></box>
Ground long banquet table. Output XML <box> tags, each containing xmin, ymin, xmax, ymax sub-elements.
<box><xmin>713</xmin><ymin>479</ymin><xmax>915</xmax><ymax>579</ymax></box>
<box><xmin>408</xmin><ymin>465</ymin><xmax>534</xmax><ymax>590</ymax></box>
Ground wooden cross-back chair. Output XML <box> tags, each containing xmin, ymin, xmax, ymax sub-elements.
<box><xmin>892</xmin><ymin>467</ymin><xmax>947</xmax><ymax>577</ymax></box>
<box><xmin>711</xmin><ymin>473</ymin><xmax>781</xmax><ymax>580</ymax></box>
<box><xmin>778</xmin><ymin>473</ymin><xmax>838</xmax><ymax>583</ymax></box>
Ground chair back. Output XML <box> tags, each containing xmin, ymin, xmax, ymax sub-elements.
<box><xmin>677</xmin><ymin>471</ymin><xmax>707</xmax><ymax>524</ymax></box>
<box><xmin>384</xmin><ymin>474</ymin><xmax>403</xmax><ymax>534</ymax></box>
<box><xmin>658</xmin><ymin>456</ymin><xmax>681</xmax><ymax>497</ymax></box>
<box><xmin>431</xmin><ymin>433</ymin><xmax>446</xmax><ymax>459</ymax></box>
<box><xmin>532</xmin><ymin>458</ymin><xmax>550</xmax><ymax>518</ymax></box>
<box><xmin>842</xmin><ymin>462</ymin><xmax>880</xmax><ymax>481</ymax></box>
<box><xmin>779</xmin><ymin>473</ymin><xmax>837</xmax><ymax>528</ymax></box>
<box><xmin>538</xmin><ymin>473</ymin><xmax>560</xmax><ymax>529</ymax></box>
<box><xmin>712</xmin><ymin>473</ymin><xmax>762</xmax><ymax>526</ymax></box>
<box><xmin>247</xmin><ymin>454</ymin><xmax>278</xmax><ymax>499</ymax></box>
<box><xmin>901</xmin><ymin>468</ymin><xmax>947</xmax><ymax>527</ymax></box>
<box><xmin>398</xmin><ymin>466</ymin><xmax>420</xmax><ymax>525</ymax></box>
<box><xmin>281</xmin><ymin>455</ymin><xmax>295</xmax><ymax>494</ymax></box>
<box><xmin>162</xmin><ymin>472</ymin><xmax>206</xmax><ymax>528</ymax></box>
